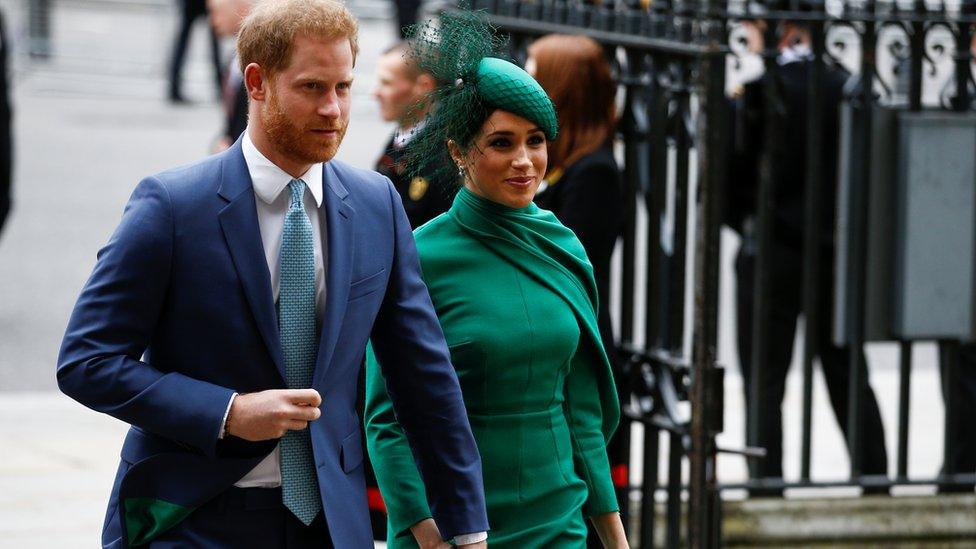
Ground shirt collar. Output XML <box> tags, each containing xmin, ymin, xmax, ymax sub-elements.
<box><xmin>777</xmin><ymin>43</ymin><xmax>814</xmax><ymax>66</ymax></box>
<box><xmin>393</xmin><ymin>118</ymin><xmax>428</xmax><ymax>149</ymax></box>
<box><xmin>242</xmin><ymin>128</ymin><xmax>324</xmax><ymax>207</ymax></box>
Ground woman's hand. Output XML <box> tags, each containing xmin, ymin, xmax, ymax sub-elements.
<box><xmin>591</xmin><ymin>511</ymin><xmax>630</xmax><ymax>549</ymax></box>
<box><xmin>409</xmin><ymin>518</ymin><xmax>451</xmax><ymax>549</ymax></box>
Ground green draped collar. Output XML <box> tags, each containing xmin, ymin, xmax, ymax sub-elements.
<box><xmin>448</xmin><ymin>186</ymin><xmax>619</xmax><ymax>438</ymax></box>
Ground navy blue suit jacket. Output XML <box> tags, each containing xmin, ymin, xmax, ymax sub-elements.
<box><xmin>57</xmin><ymin>140</ymin><xmax>488</xmax><ymax>548</ymax></box>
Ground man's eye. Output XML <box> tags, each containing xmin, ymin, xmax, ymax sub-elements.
<box><xmin>338</xmin><ymin>82</ymin><xmax>352</xmax><ymax>90</ymax></box>
<box><xmin>304</xmin><ymin>82</ymin><xmax>320</xmax><ymax>90</ymax></box>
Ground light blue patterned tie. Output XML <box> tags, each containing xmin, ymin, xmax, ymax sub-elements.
<box><xmin>279</xmin><ymin>179</ymin><xmax>322</xmax><ymax>525</ymax></box>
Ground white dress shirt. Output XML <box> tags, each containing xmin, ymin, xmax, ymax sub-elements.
<box><xmin>229</xmin><ymin>129</ymin><xmax>327</xmax><ymax>488</ymax></box>
<box><xmin>222</xmin><ymin>131</ymin><xmax>487</xmax><ymax>545</ymax></box>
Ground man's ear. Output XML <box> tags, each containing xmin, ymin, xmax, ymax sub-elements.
<box><xmin>415</xmin><ymin>73</ymin><xmax>437</xmax><ymax>96</ymax></box>
<box><xmin>244</xmin><ymin>63</ymin><xmax>268</xmax><ymax>101</ymax></box>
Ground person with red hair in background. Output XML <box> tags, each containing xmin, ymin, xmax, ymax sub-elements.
<box><xmin>526</xmin><ymin>34</ymin><xmax>625</xmax><ymax>545</ymax></box>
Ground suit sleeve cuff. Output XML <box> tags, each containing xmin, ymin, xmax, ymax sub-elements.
<box><xmin>453</xmin><ymin>532</ymin><xmax>488</xmax><ymax>545</ymax></box>
<box><xmin>217</xmin><ymin>393</ymin><xmax>237</xmax><ymax>440</ymax></box>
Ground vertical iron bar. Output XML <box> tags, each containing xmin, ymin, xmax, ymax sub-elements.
<box><xmin>689</xmin><ymin>6</ymin><xmax>727</xmax><ymax>545</ymax></box>
<box><xmin>908</xmin><ymin>0</ymin><xmax>925</xmax><ymax>111</ymax></box>
<box><xmin>669</xmin><ymin>71</ymin><xmax>692</xmax><ymax>353</ymax></box>
<box><xmin>845</xmin><ymin>0</ymin><xmax>876</xmax><ymax>481</ymax></box>
<box><xmin>894</xmin><ymin>0</ymin><xmax>925</xmax><ymax>485</ymax></box>
<box><xmin>800</xmin><ymin>5</ymin><xmax>827</xmax><ymax>483</ymax></box>
<box><xmin>640</xmin><ymin>423</ymin><xmax>661</xmax><ymax>549</ymax></box>
<box><xmin>648</xmin><ymin>57</ymin><xmax>669</xmax><ymax>351</ymax></box>
<box><xmin>941</xmin><ymin>340</ymin><xmax>959</xmax><ymax>490</ymax></box>
<box><xmin>618</xmin><ymin>47</ymin><xmax>643</xmax><ymax>542</ymax></box>
<box><xmin>669</xmin><ymin>116</ymin><xmax>689</xmax><ymax>354</ymax></box>
<box><xmin>666</xmin><ymin>432</ymin><xmax>683</xmax><ymax>548</ymax></box>
<box><xmin>621</xmin><ymin>119</ymin><xmax>639</xmax><ymax>346</ymax></box>
<box><xmin>749</xmin><ymin>17</ymin><xmax>780</xmax><ymax>485</ymax></box>
<box><xmin>951</xmin><ymin>5</ymin><xmax>973</xmax><ymax>112</ymax></box>
<box><xmin>897</xmin><ymin>341</ymin><xmax>912</xmax><ymax>480</ymax></box>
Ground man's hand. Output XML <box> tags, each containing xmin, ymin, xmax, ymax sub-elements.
<box><xmin>225</xmin><ymin>389</ymin><xmax>322</xmax><ymax>441</ymax></box>
<box><xmin>409</xmin><ymin>518</ymin><xmax>450</xmax><ymax>549</ymax></box>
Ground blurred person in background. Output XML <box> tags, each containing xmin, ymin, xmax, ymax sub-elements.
<box><xmin>526</xmin><ymin>35</ymin><xmax>625</xmax><ymax>539</ymax></box>
<box><xmin>726</xmin><ymin>16</ymin><xmax>888</xmax><ymax>492</ymax></box>
<box><xmin>934</xmin><ymin>32</ymin><xmax>976</xmax><ymax>494</ymax></box>
<box><xmin>168</xmin><ymin>0</ymin><xmax>223</xmax><ymax>103</ymax></box>
<box><xmin>373</xmin><ymin>42</ymin><xmax>454</xmax><ymax>229</ymax></box>
<box><xmin>0</xmin><ymin>8</ymin><xmax>11</xmax><ymax>239</ymax></box>
<box><xmin>209</xmin><ymin>0</ymin><xmax>253</xmax><ymax>151</ymax></box>
<box><xmin>392</xmin><ymin>0</ymin><xmax>421</xmax><ymax>39</ymax></box>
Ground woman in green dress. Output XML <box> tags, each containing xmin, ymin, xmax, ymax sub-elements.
<box><xmin>364</xmin><ymin>12</ymin><xmax>628</xmax><ymax>549</ymax></box>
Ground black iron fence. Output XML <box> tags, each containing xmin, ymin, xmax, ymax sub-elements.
<box><xmin>477</xmin><ymin>0</ymin><xmax>976</xmax><ymax>546</ymax></box>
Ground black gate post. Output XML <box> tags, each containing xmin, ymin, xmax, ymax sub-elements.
<box><xmin>688</xmin><ymin>1</ymin><xmax>728</xmax><ymax>545</ymax></box>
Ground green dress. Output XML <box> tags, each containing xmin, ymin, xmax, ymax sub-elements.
<box><xmin>365</xmin><ymin>187</ymin><xmax>620</xmax><ymax>548</ymax></box>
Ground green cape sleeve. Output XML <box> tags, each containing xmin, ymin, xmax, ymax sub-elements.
<box><xmin>564</xmin><ymin>348</ymin><xmax>620</xmax><ymax>517</ymax></box>
<box><xmin>364</xmin><ymin>343</ymin><xmax>433</xmax><ymax>542</ymax></box>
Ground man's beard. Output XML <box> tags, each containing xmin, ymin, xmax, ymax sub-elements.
<box><xmin>261</xmin><ymin>90</ymin><xmax>347</xmax><ymax>166</ymax></box>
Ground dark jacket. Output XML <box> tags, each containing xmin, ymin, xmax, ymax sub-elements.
<box><xmin>223</xmin><ymin>82</ymin><xmax>248</xmax><ymax>144</ymax></box>
<box><xmin>375</xmin><ymin>134</ymin><xmax>456</xmax><ymax>230</ymax></box>
<box><xmin>727</xmin><ymin>59</ymin><xmax>850</xmax><ymax>249</ymax></box>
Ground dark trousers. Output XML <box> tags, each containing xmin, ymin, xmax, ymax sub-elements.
<box><xmin>736</xmin><ymin>241</ymin><xmax>888</xmax><ymax>481</ymax></box>
<box><xmin>168</xmin><ymin>0</ymin><xmax>222</xmax><ymax>100</ymax></box>
<box><xmin>149</xmin><ymin>487</ymin><xmax>334</xmax><ymax>548</ymax></box>
<box><xmin>0</xmin><ymin>9</ymin><xmax>11</xmax><ymax>239</ymax></box>
<box><xmin>940</xmin><ymin>342</ymin><xmax>976</xmax><ymax>491</ymax></box>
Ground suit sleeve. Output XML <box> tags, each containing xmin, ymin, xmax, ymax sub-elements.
<box><xmin>56</xmin><ymin>177</ymin><xmax>235</xmax><ymax>458</ymax></box>
<box><xmin>565</xmin><ymin>346</ymin><xmax>620</xmax><ymax>517</ymax></box>
<box><xmin>364</xmin><ymin>343</ymin><xmax>433</xmax><ymax>539</ymax></box>
<box><xmin>367</xmin><ymin>179</ymin><xmax>488</xmax><ymax>540</ymax></box>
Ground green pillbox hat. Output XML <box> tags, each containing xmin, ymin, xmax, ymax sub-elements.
<box><xmin>474</xmin><ymin>57</ymin><xmax>559</xmax><ymax>141</ymax></box>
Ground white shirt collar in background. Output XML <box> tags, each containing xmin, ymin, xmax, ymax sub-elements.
<box><xmin>778</xmin><ymin>43</ymin><xmax>814</xmax><ymax>66</ymax></box>
<box><xmin>242</xmin><ymin>129</ymin><xmax>324</xmax><ymax>207</ymax></box>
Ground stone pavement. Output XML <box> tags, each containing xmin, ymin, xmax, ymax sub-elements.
<box><xmin>0</xmin><ymin>0</ymin><xmax>955</xmax><ymax>546</ymax></box>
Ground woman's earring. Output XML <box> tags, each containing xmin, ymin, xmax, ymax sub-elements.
<box><xmin>457</xmin><ymin>165</ymin><xmax>465</xmax><ymax>178</ymax></box>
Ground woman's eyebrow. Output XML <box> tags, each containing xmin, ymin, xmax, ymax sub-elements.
<box><xmin>485</xmin><ymin>127</ymin><xmax>544</xmax><ymax>137</ymax></box>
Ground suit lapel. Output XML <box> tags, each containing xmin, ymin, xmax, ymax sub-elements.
<box><xmin>217</xmin><ymin>142</ymin><xmax>286</xmax><ymax>381</ymax></box>
<box><xmin>315</xmin><ymin>162</ymin><xmax>355</xmax><ymax>385</ymax></box>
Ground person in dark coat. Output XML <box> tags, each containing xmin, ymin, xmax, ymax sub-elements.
<box><xmin>208</xmin><ymin>0</ymin><xmax>252</xmax><ymax>152</ymax></box>
<box><xmin>526</xmin><ymin>35</ymin><xmax>625</xmax><ymax>542</ymax></box>
<box><xmin>373</xmin><ymin>42</ymin><xmax>454</xmax><ymax>229</ymax></box>
<box><xmin>168</xmin><ymin>0</ymin><xmax>223</xmax><ymax>103</ymax></box>
<box><xmin>391</xmin><ymin>0</ymin><xmax>421</xmax><ymax>39</ymax></box>
<box><xmin>0</xmin><ymin>8</ymin><xmax>12</xmax><ymax>239</ymax></box>
<box><xmin>727</xmin><ymin>19</ymin><xmax>888</xmax><ymax>489</ymax></box>
<box><xmin>935</xmin><ymin>33</ymin><xmax>976</xmax><ymax>493</ymax></box>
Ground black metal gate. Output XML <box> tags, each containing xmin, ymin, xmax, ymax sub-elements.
<box><xmin>477</xmin><ymin>0</ymin><xmax>731</xmax><ymax>545</ymax></box>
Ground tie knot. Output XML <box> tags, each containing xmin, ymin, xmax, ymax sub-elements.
<box><xmin>288</xmin><ymin>179</ymin><xmax>306</xmax><ymax>209</ymax></box>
